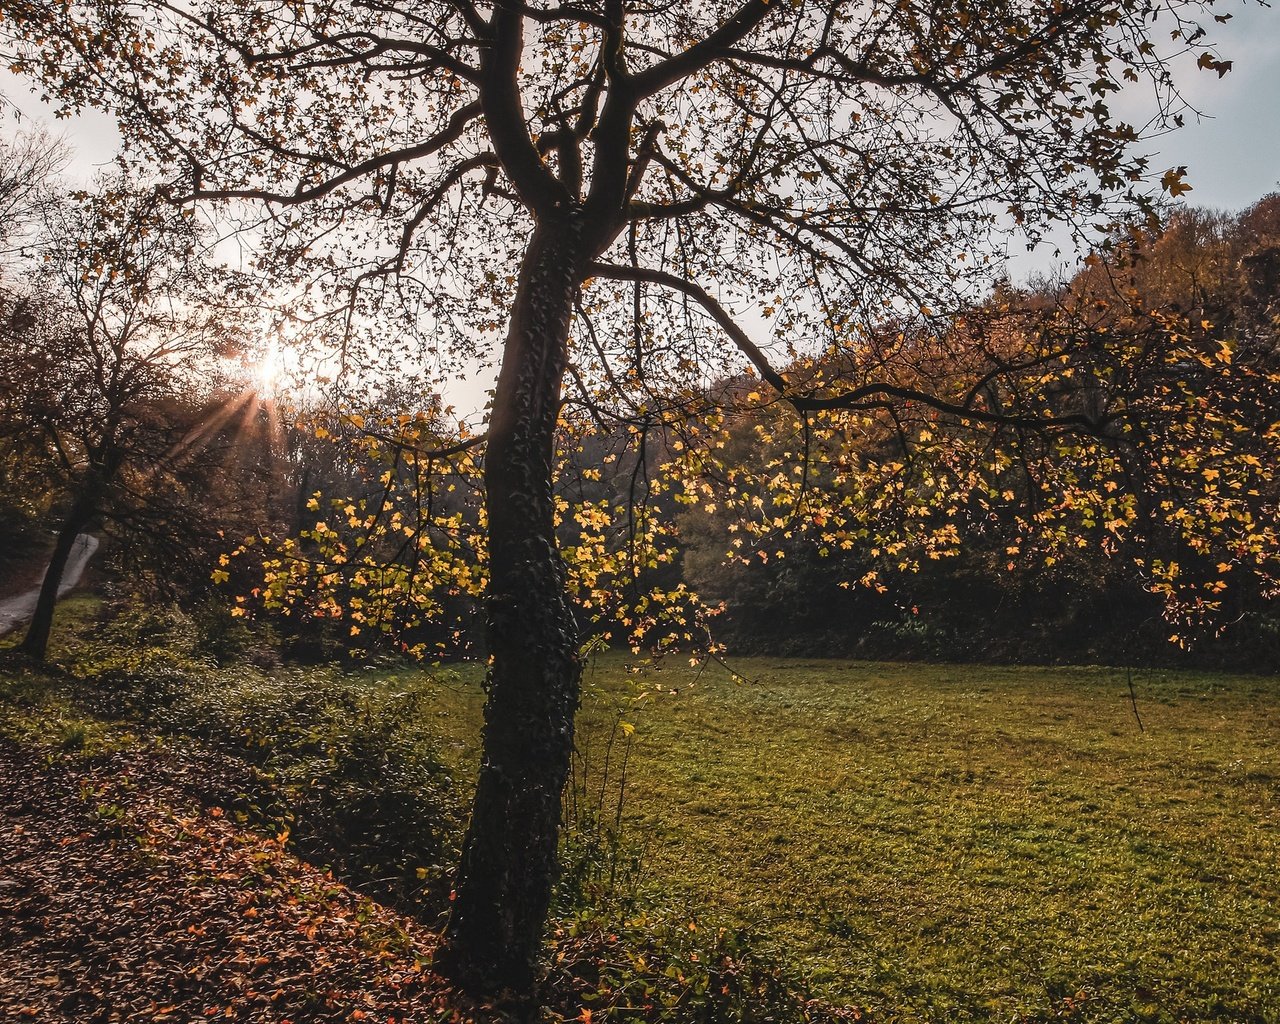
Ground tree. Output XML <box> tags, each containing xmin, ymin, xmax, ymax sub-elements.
<box><xmin>0</xmin><ymin>124</ymin><xmax>66</xmax><ymax>260</ymax></box>
<box><xmin>224</xmin><ymin>400</ymin><xmax>697</xmax><ymax>663</ymax></box>
<box><xmin>1</xmin><ymin>183</ymin><xmax>232</xmax><ymax>658</ymax></box>
<box><xmin>0</xmin><ymin>127</ymin><xmax>71</xmax><ymax>565</ymax></box>
<box><xmin>5</xmin><ymin>0</ymin><xmax>1263</xmax><ymax>993</ymax></box>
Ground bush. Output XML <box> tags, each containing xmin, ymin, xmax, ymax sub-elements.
<box><xmin>168</xmin><ymin>673</ymin><xmax>462</xmax><ymax>907</ymax></box>
<box><xmin>0</xmin><ymin>493</ymin><xmax>43</xmax><ymax>573</ymax></box>
<box><xmin>66</xmin><ymin>600</ymin><xmax>462</xmax><ymax>912</ymax></box>
<box><xmin>191</xmin><ymin>598</ymin><xmax>281</xmax><ymax>668</ymax></box>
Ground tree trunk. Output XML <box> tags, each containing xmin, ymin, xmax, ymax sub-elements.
<box><xmin>19</xmin><ymin>490</ymin><xmax>96</xmax><ymax>661</ymax></box>
<box><xmin>435</xmin><ymin>219</ymin><xmax>586</xmax><ymax>995</ymax></box>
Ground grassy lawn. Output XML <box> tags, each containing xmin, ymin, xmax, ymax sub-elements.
<box><xmin>622</xmin><ymin>658</ymin><xmax>1279</xmax><ymax>1020</ymax></box>
<box><xmin>402</xmin><ymin>654</ymin><xmax>1280</xmax><ymax>1022</ymax></box>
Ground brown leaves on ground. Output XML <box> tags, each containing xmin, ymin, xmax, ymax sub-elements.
<box><xmin>0</xmin><ymin>739</ymin><xmax>498</xmax><ymax>1024</ymax></box>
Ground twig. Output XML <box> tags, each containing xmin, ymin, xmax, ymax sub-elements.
<box><xmin>1127</xmin><ymin>665</ymin><xmax>1144</xmax><ymax>733</ymax></box>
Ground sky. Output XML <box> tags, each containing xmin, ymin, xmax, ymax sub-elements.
<box><xmin>1146</xmin><ymin>0</ymin><xmax>1280</xmax><ymax>210</ymax></box>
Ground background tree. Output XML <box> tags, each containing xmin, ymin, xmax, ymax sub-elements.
<box><xmin>0</xmin><ymin>126</ymin><xmax>69</xmax><ymax>569</ymax></box>
<box><xmin>0</xmin><ymin>124</ymin><xmax>65</xmax><ymax>260</ymax></box>
<box><xmin>678</xmin><ymin>199</ymin><xmax>1280</xmax><ymax>666</ymax></box>
<box><xmin>223</xmin><ymin>403</ymin><xmax>700</xmax><ymax>664</ymax></box>
<box><xmin>1</xmin><ymin>183</ymin><xmax>235</xmax><ymax>658</ymax></box>
<box><xmin>5</xmin><ymin>0</ymin><xmax>1264</xmax><ymax>993</ymax></box>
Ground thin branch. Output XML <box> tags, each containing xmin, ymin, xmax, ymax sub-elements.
<box><xmin>187</xmin><ymin>101</ymin><xmax>483</xmax><ymax>206</ymax></box>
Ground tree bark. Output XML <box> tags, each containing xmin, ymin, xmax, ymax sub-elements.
<box><xmin>435</xmin><ymin>218</ymin><xmax>586</xmax><ymax>995</ymax></box>
<box><xmin>19</xmin><ymin>489</ymin><xmax>96</xmax><ymax>661</ymax></box>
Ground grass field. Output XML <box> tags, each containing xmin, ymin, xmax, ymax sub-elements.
<box><xmin>403</xmin><ymin>654</ymin><xmax>1280</xmax><ymax>1022</ymax></box>
<box><xmin>4</xmin><ymin>608</ymin><xmax>1278</xmax><ymax>1022</ymax></box>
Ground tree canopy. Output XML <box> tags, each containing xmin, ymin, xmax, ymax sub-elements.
<box><xmin>6</xmin><ymin>1</ymin><xmax>1239</xmax><ymax>392</ymax></box>
<box><xmin>0</xmin><ymin>179</ymin><xmax>261</xmax><ymax>657</ymax></box>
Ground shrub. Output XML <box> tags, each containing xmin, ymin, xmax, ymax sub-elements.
<box><xmin>186</xmin><ymin>677</ymin><xmax>462</xmax><ymax>908</ymax></box>
<box><xmin>191</xmin><ymin>598</ymin><xmax>280</xmax><ymax>668</ymax></box>
<box><xmin>67</xmin><ymin>601</ymin><xmax>462</xmax><ymax>912</ymax></box>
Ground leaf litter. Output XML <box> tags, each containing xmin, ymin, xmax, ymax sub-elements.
<box><xmin>0</xmin><ymin>738</ymin><xmax>500</xmax><ymax>1023</ymax></box>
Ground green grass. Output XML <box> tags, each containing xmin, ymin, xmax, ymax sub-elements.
<box><xmin>4</xmin><ymin>609</ymin><xmax>1277</xmax><ymax>1021</ymax></box>
<box><xmin>588</xmin><ymin>657</ymin><xmax>1280</xmax><ymax>1022</ymax></box>
<box><xmin>0</xmin><ymin>594</ymin><xmax>139</xmax><ymax>754</ymax></box>
<box><xmin>396</xmin><ymin>655</ymin><xmax>1280</xmax><ymax>1022</ymax></box>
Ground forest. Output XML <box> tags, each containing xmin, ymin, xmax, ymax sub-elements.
<box><xmin>1</xmin><ymin>1</ymin><xmax>1278</xmax><ymax>1022</ymax></box>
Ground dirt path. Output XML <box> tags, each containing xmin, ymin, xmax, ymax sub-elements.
<box><xmin>0</xmin><ymin>738</ymin><xmax>501</xmax><ymax>1023</ymax></box>
<box><xmin>0</xmin><ymin>535</ymin><xmax>99</xmax><ymax>638</ymax></box>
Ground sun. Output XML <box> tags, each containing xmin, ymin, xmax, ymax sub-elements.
<box><xmin>252</xmin><ymin>341</ymin><xmax>284</xmax><ymax>396</ymax></box>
